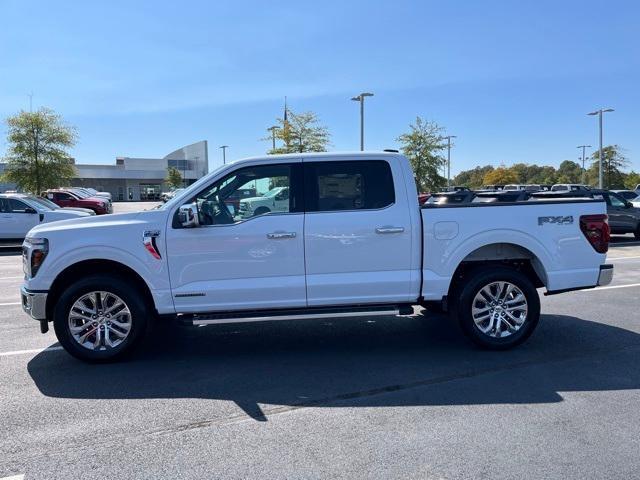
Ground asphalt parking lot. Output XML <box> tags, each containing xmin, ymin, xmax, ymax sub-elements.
<box><xmin>1</xmin><ymin>203</ymin><xmax>640</xmax><ymax>479</ymax></box>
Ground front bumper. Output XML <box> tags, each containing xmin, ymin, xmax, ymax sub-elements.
<box><xmin>597</xmin><ymin>264</ymin><xmax>614</xmax><ymax>286</ymax></box>
<box><xmin>21</xmin><ymin>287</ymin><xmax>48</xmax><ymax>321</ymax></box>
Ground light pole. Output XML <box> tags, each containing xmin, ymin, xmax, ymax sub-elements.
<box><xmin>443</xmin><ymin>135</ymin><xmax>457</xmax><ymax>188</ymax></box>
<box><xmin>576</xmin><ymin>145</ymin><xmax>591</xmax><ymax>185</ymax></box>
<box><xmin>587</xmin><ymin>108</ymin><xmax>614</xmax><ymax>189</ymax></box>
<box><xmin>267</xmin><ymin>126</ymin><xmax>279</xmax><ymax>152</ymax></box>
<box><xmin>219</xmin><ymin>145</ymin><xmax>229</xmax><ymax>165</ymax></box>
<box><xmin>351</xmin><ymin>92</ymin><xmax>374</xmax><ymax>151</ymax></box>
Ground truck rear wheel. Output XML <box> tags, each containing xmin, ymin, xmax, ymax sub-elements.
<box><xmin>454</xmin><ymin>266</ymin><xmax>540</xmax><ymax>350</ymax></box>
<box><xmin>53</xmin><ymin>275</ymin><xmax>149</xmax><ymax>362</ymax></box>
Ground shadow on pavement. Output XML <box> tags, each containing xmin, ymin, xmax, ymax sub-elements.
<box><xmin>610</xmin><ymin>235</ymin><xmax>640</xmax><ymax>247</ymax></box>
<box><xmin>27</xmin><ymin>312</ymin><xmax>640</xmax><ymax>421</ymax></box>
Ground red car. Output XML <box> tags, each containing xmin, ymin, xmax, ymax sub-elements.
<box><xmin>44</xmin><ymin>189</ymin><xmax>112</xmax><ymax>215</ymax></box>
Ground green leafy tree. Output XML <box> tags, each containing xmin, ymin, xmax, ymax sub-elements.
<box><xmin>453</xmin><ymin>165</ymin><xmax>495</xmax><ymax>188</ymax></box>
<box><xmin>165</xmin><ymin>166</ymin><xmax>183</xmax><ymax>189</ymax></box>
<box><xmin>556</xmin><ymin>160</ymin><xmax>583</xmax><ymax>184</ymax></box>
<box><xmin>483</xmin><ymin>167</ymin><xmax>518</xmax><ymax>185</ymax></box>
<box><xmin>2</xmin><ymin>108</ymin><xmax>77</xmax><ymax>194</ymax></box>
<box><xmin>624</xmin><ymin>171</ymin><xmax>640</xmax><ymax>190</ymax></box>
<box><xmin>397</xmin><ymin>117</ymin><xmax>447</xmax><ymax>192</ymax></box>
<box><xmin>588</xmin><ymin>145</ymin><xmax>629</xmax><ymax>189</ymax></box>
<box><xmin>266</xmin><ymin>110</ymin><xmax>330</xmax><ymax>154</ymax></box>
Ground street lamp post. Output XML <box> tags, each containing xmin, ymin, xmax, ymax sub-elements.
<box><xmin>587</xmin><ymin>108</ymin><xmax>614</xmax><ymax>189</ymax></box>
<box><xmin>219</xmin><ymin>145</ymin><xmax>229</xmax><ymax>165</ymax></box>
<box><xmin>351</xmin><ymin>92</ymin><xmax>374</xmax><ymax>151</ymax></box>
<box><xmin>267</xmin><ymin>126</ymin><xmax>279</xmax><ymax>151</ymax></box>
<box><xmin>443</xmin><ymin>135</ymin><xmax>457</xmax><ymax>188</ymax></box>
<box><xmin>576</xmin><ymin>145</ymin><xmax>591</xmax><ymax>185</ymax></box>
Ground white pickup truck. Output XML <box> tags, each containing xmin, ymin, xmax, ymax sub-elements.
<box><xmin>20</xmin><ymin>152</ymin><xmax>613</xmax><ymax>362</ymax></box>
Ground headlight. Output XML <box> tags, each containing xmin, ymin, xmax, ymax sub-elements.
<box><xmin>24</xmin><ymin>237</ymin><xmax>49</xmax><ymax>278</ymax></box>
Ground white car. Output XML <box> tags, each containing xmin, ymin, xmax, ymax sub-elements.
<box><xmin>81</xmin><ymin>187</ymin><xmax>112</xmax><ymax>201</ymax></box>
<box><xmin>238</xmin><ymin>186</ymin><xmax>289</xmax><ymax>218</ymax></box>
<box><xmin>0</xmin><ymin>193</ymin><xmax>92</xmax><ymax>241</ymax></box>
<box><xmin>20</xmin><ymin>152</ymin><xmax>612</xmax><ymax>362</ymax></box>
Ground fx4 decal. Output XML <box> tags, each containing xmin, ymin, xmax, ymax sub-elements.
<box><xmin>538</xmin><ymin>215</ymin><xmax>574</xmax><ymax>226</ymax></box>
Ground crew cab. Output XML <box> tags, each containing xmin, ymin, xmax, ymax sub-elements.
<box><xmin>21</xmin><ymin>152</ymin><xmax>613</xmax><ymax>362</ymax></box>
<box><xmin>44</xmin><ymin>189</ymin><xmax>112</xmax><ymax>215</ymax></box>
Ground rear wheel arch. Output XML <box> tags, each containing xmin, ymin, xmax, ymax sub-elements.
<box><xmin>46</xmin><ymin>259</ymin><xmax>156</xmax><ymax>321</ymax></box>
<box><xmin>448</xmin><ymin>243</ymin><xmax>547</xmax><ymax>298</ymax></box>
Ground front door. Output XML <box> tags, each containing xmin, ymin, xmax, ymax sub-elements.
<box><xmin>165</xmin><ymin>161</ymin><xmax>306</xmax><ymax>313</ymax></box>
<box><xmin>606</xmin><ymin>192</ymin><xmax>635</xmax><ymax>232</ymax></box>
<box><xmin>0</xmin><ymin>198</ymin><xmax>40</xmax><ymax>239</ymax></box>
<box><xmin>303</xmin><ymin>158</ymin><xmax>414</xmax><ymax>306</ymax></box>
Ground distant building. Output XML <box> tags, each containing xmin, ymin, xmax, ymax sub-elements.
<box><xmin>0</xmin><ymin>140</ymin><xmax>208</xmax><ymax>201</ymax></box>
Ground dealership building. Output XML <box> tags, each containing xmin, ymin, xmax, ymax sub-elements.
<box><xmin>0</xmin><ymin>140</ymin><xmax>209</xmax><ymax>201</ymax></box>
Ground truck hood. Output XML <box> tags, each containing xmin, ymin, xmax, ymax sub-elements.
<box><xmin>241</xmin><ymin>195</ymin><xmax>274</xmax><ymax>204</ymax></box>
<box><xmin>27</xmin><ymin>210</ymin><xmax>164</xmax><ymax>237</ymax></box>
<box><xmin>41</xmin><ymin>210</ymin><xmax>91</xmax><ymax>222</ymax></box>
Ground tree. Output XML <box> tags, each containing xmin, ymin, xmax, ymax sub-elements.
<box><xmin>2</xmin><ymin>108</ymin><xmax>77</xmax><ymax>194</ymax></box>
<box><xmin>589</xmin><ymin>145</ymin><xmax>629</xmax><ymax>189</ymax></box>
<box><xmin>266</xmin><ymin>110</ymin><xmax>330</xmax><ymax>154</ymax></box>
<box><xmin>556</xmin><ymin>160</ymin><xmax>583</xmax><ymax>184</ymax></box>
<box><xmin>396</xmin><ymin>117</ymin><xmax>447</xmax><ymax>192</ymax></box>
<box><xmin>624</xmin><ymin>171</ymin><xmax>640</xmax><ymax>190</ymax></box>
<box><xmin>165</xmin><ymin>166</ymin><xmax>183</xmax><ymax>189</ymax></box>
<box><xmin>453</xmin><ymin>165</ymin><xmax>494</xmax><ymax>188</ymax></box>
<box><xmin>483</xmin><ymin>167</ymin><xmax>518</xmax><ymax>185</ymax></box>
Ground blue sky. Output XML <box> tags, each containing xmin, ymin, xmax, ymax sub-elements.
<box><xmin>1</xmin><ymin>0</ymin><xmax>638</xmax><ymax>174</ymax></box>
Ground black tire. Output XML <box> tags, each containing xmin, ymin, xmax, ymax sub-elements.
<box><xmin>53</xmin><ymin>275</ymin><xmax>149</xmax><ymax>362</ymax></box>
<box><xmin>634</xmin><ymin>225</ymin><xmax>640</xmax><ymax>240</ymax></box>
<box><xmin>254</xmin><ymin>206</ymin><xmax>271</xmax><ymax>216</ymax></box>
<box><xmin>453</xmin><ymin>266</ymin><xmax>540</xmax><ymax>350</ymax></box>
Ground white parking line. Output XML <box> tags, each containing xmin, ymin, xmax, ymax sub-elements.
<box><xmin>0</xmin><ymin>475</ymin><xmax>25</xmax><ymax>480</ymax></box>
<box><xmin>0</xmin><ymin>302</ymin><xmax>21</xmax><ymax>306</ymax></box>
<box><xmin>608</xmin><ymin>255</ymin><xmax>640</xmax><ymax>261</ymax></box>
<box><xmin>584</xmin><ymin>282</ymin><xmax>640</xmax><ymax>292</ymax></box>
<box><xmin>0</xmin><ymin>346</ymin><xmax>64</xmax><ymax>357</ymax></box>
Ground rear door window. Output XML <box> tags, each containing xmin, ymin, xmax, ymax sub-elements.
<box><xmin>304</xmin><ymin>160</ymin><xmax>395</xmax><ymax>212</ymax></box>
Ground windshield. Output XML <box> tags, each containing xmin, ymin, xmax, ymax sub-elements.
<box><xmin>71</xmin><ymin>189</ymin><xmax>90</xmax><ymax>198</ymax></box>
<box><xmin>27</xmin><ymin>196</ymin><xmax>58</xmax><ymax>210</ymax></box>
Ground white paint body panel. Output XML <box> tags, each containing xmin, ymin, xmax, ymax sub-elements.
<box><xmin>22</xmin><ymin>152</ymin><xmax>609</xmax><ymax>320</ymax></box>
<box><xmin>165</xmin><ymin>213</ymin><xmax>306</xmax><ymax>312</ymax></box>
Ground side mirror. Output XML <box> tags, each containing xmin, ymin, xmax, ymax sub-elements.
<box><xmin>178</xmin><ymin>203</ymin><xmax>199</xmax><ymax>228</ymax></box>
<box><xmin>25</xmin><ymin>207</ymin><xmax>37</xmax><ymax>214</ymax></box>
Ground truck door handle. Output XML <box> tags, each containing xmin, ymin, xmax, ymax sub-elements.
<box><xmin>267</xmin><ymin>231</ymin><xmax>296</xmax><ymax>239</ymax></box>
<box><xmin>375</xmin><ymin>226</ymin><xmax>405</xmax><ymax>234</ymax></box>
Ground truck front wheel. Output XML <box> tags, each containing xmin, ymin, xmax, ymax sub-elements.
<box><xmin>454</xmin><ymin>266</ymin><xmax>540</xmax><ymax>350</ymax></box>
<box><xmin>53</xmin><ymin>275</ymin><xmax>149</xmax><ymax>362</ymax></box>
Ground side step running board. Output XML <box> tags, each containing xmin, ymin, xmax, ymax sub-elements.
<box><xmin>180</xmin><ymin>304</ymin><xmax>414</xmax><ymax>326</ymax></box>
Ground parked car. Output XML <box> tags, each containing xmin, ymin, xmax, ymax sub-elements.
<box><xmin>611</xmin><ymin>190</ymin><xmax>639</xmax><ymax>201</ymax></box>
<box><xmin>551</xmin><ymin>184</ymin><xmax>591</xmax><ymax>192</ymax></box>
<box><xmin>504</xmin><ymin>184</ymin><xmax>542</xmax><ymax>192</ymax></box>
<box><xmin>161</xmin><ymin>188</ymin><xmax>185</xmax><ymax>203</ymax></box>
<box><xmin>67</xmin><ymin>188</ymin><xmax>113</xmax><ymax>207</ymax></box>
<box><xmin>21</xmin><ymin>152</ymin><xmax>612</xmax><ymax>362</ymax></box>
<box><xmin>0</xmin><ymin>193</ymin><xmax>91</xmax><ymax>241</ymax></box>
<box><xmin>238</xmin><ymin>186</ymin><xmax>290</xmax><ymax>218</ymax></box>
<box><xmin>84</xmin><ymin>187</ymin><xmax>112</xmax><ymax>201</ymax></box>
<box><xmin>44</xmin><ymin>189</ymin><xmax>112</xmax><ymax>215</ymax></box>
<box><xmin>531</xmin><ymin>189</ymin><xmax>640</xmax><ymax>239</ymax></box>
<box><xmin>29</xmin><ymin>195</ymin><xmax>96</xmax><ymax>216</ymax></box>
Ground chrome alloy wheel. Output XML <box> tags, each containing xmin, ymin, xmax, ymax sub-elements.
<box><xmin>68</xmin><ymin>291</ymin><xmax>132</xmax><ymax>350</ymax></box>
<box><xmin>471</xmin><ymin>281</ymin><xmax>528</xmax><ymax>338</ymax></box>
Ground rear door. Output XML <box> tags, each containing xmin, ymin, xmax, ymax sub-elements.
<box><xmin>303</xmin><ymin>158</ymin><xmax>414</xmax><ymax>306</ymax></box>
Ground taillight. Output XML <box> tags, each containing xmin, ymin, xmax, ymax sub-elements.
<box><xmin>580</xmin><ymin>214</ymin><xmax>610</xmax><ymax>254</ymax></box>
